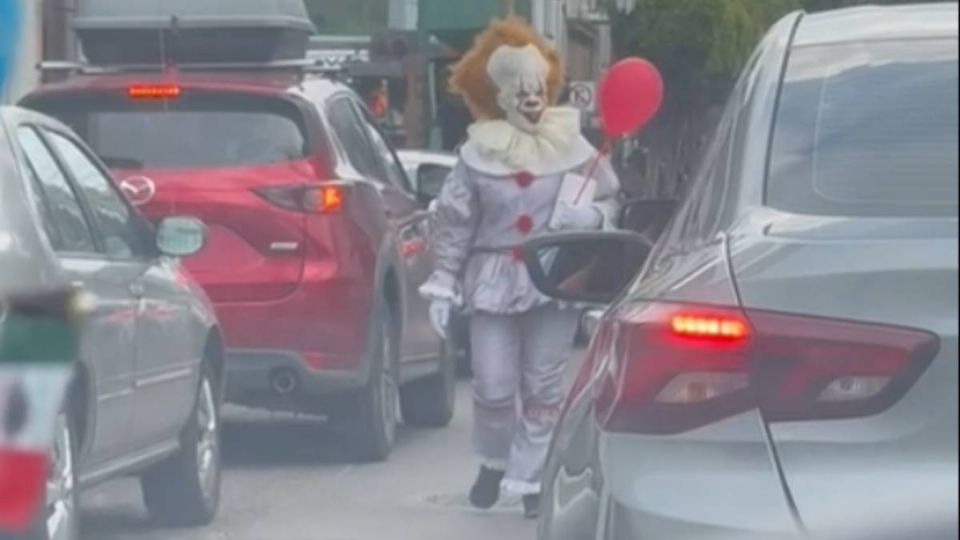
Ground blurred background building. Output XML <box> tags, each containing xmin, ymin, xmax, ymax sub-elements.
<box><xmin>5</xmin><ymin>0</ymin><xmax>611</xmax><ymax>149</ymax></box>
<box><xmin>304</xmin><ymin>0</ymin><xmax>612</xmax><ymax>149</ymax></box>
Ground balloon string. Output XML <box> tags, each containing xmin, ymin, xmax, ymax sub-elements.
<box><xmin>574</xmin><ymin>138</ymin><xmax>612</xmax><ymax>205</ymax></box>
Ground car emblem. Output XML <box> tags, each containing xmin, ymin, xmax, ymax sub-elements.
<box><xmin>119</xmin><ymin>176</ymin><xmax>157</xmax><ymax>206</ymax></box>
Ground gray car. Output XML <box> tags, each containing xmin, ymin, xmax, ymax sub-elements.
<box><xmin>0</xmin><ymin>107</ymin><xmax>225</xmax><ymax>540</ymax></box>
<box><xmin>522</xmin><ymin>4</ymin><xmax>958</xmax><ymax>539</ymax></box>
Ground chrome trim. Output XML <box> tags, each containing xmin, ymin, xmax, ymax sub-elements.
<box><xmin>135</xmin><ymin>367</ymin><xmax>194</xmax><ymax>389</ymax></box>
<box><xmin>269</xmin><ymin>241</ymin><xmax>300</xmax><ymax>252</ymax></box>
<box><xmin>96</xmin><ymin>388</ymin><xmax>134</xmax><ymax>403</ymax></box>
<box><xmin>79</xmin><ymin>440</ymin><xmax>178</xmax><ymax>487</ymax></box>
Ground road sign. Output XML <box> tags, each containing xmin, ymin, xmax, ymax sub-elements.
<box><xmin>568</xmin><ymin>81</ymin><xmax>596</xmax><ymax>112</ymax></box>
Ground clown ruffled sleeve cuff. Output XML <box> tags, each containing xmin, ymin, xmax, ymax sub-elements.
<box><xmin>418</xmin><ymin>271</ymin><xmax>463</xmax><ymax>306</ymax></box>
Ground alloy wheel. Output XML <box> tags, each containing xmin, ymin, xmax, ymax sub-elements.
<box><xmin>195</xmin><ymin>376</ymin><xmax>219</xmax><ymax>503</ymax></box>
<box><xmin>46</xmin><ymin>413</ymin><xmax>77</xmax><ymax>540</ymax></box>
<box><xmin>379</xmin><ymin>318</ymin><xmax>399</xmax><ymax>446</ymax></box>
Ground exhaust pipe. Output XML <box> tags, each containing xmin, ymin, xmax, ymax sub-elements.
<box><xmin>270</xmin><ymin>369</ymin><xmax>299</xmax><ymax>396</ymax></box>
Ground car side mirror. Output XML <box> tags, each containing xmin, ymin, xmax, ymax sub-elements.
<box><xmin>416</xmin><ymin>164</ymin><xmax>450</xmax><ymax>201</ymax></box>
<box><xmin>156</xmin><ymin>216</ymin><xmax>207</xmax><ymax>258</ymax></box>
<box><xmin>521</xmin><ymin>231</ymin><xmax>654</xmax><ymax>305</ymax></box>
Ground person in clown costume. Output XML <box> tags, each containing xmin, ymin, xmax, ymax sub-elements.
<box><xmin>420</xmin><ymin>18</ymin><xmax>620</xmax><ymax>518</ymax></box>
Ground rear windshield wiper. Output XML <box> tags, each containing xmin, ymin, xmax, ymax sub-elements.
<box><xmin>99</xmin><ymin>156</ymin><xmax>145</xmax><ymax>170</ymax></box>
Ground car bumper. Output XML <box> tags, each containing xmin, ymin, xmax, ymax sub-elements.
<box><xmin>212</xmin><ymin>276</ymin><xmax>373</xmax><ymax>411</ymax></box>
<box><xmin>224</xmin><ymin>349</ymin><xmax>368</xmax><ymax>412</ymax></box>
<box><xmin>599</xmin><ymin>412</ymin><xmax>801</xmax><ymax>540</ymax></box>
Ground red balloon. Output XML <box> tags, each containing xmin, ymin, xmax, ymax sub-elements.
<box><xmin>598</xmin><ymin>58</ymin><xmax>664</xmax><ymax>139</ymax></box>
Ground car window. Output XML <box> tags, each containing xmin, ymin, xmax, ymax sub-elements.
<box><xmin>19</xmin><ymin>156</ymin><xmax>64</xmax><ymax>249</ymax></box>
<box><xmin>416</xmin><ymin>163</ymin><xmax>452</xmax><ymax>200</ymax></box>
<box><xmin>659</xmin><ymin>95</ymin><xmax>737</xmax><ymax>253</ymax></box>
<box><xmin>15</xmin><ymin>127</ymin><xmax>97</xmax><ymax>254</ymax></box>
<box><xmin>353</xmin><ymin>103</ymin><xmax>412</xmax><ymax>192</ymax></box>
<box><xmin>326</xmin><ymin>97</ymin><xmax>385</xmax><ymax>181</ymax></box>
<box><xmin>31</xmin><ymin>93</ymin><xmax>310</xmax><ymax>170</ymax></box>
<box><xmin>768</xmin><ymin>38</ymin><xmax>959</xmax><ymax>217</ymax></box>
<box><xmin>47</xmin><ymin>131</ymin><xmax>145</xmax><ymax>258</ymax></box>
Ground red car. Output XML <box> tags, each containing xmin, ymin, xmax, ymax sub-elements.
<box><xmin>22</xmin><ymin>70</ymin><xmax>456</xmax><ymax>460</ymax></box>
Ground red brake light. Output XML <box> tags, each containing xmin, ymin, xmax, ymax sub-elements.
<box><xmin>671</xmin><ymin>314</ymin><xmax>749</xmax><ymax>340</ymax></box>
<box><xmin>127</xmin><ymin>84</ymin><xmax>181</xmax><ymax>100</ymax></box>
<box><xmin>595</xmin><ymin>302</ymin><xmax>938</xmax><ymax>435</ymax></box>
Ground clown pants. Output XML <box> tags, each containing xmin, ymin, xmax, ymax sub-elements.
<box><xmin>469</xmin><ymin>304</ymin><xmax>580</xmax><ymax>495</ymax></box>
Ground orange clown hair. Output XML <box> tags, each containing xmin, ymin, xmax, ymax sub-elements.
<box><xmin>449</xmin><ymin>17</ymin><xmax>564</xmax><ymax>121</ymax></box>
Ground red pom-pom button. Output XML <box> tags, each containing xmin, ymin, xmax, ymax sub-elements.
<box><xmin>515</xmin><ymin>214</ymin><xmax>534</xmax><ymax>234</ymax></box>
<box><xmin>515</xmin><ymin>171</ymin><xmax>534</xmax><ymax>188</ymax></box>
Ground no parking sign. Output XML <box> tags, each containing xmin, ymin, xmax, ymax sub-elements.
<box><xmin>568</xmin><ymin>81</ymin><xmax>596</xmax><ymax>113</ymax></box>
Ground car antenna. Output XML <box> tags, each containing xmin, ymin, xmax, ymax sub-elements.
<box><xmin>156</xmin><ymin>15</ymin><xmax>179</xmax><ymax>116</ymax></box>
<box><xmin>160</xmin><ymin>15</ymin><xmax>179</xmax><ymax>75</ymax></box>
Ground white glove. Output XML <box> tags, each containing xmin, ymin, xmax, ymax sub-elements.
<box><xmin>428</xmin><ymin>299</ymin><xmax>452</xmax><ymax>338</ymax></box>
<box><xmin>552</xmin><ymin>202</ymin><xmax>602</xmax><ymax>231</ymax></box>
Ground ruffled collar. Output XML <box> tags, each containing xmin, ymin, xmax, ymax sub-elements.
<box><xmin>466</xmin><ymin>107</ymin><xmax>582</xmax><ymax>171</ymax></box>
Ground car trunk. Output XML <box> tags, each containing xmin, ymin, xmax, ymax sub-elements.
<box><xmin>26</xmin><ymin>89</ymin><xmax>323</xmax><ymax>302</ymax></box>
<box><xmin>729</xmin><ymin>213</ymin><xmax>959</xmax><ymax>534</ymax></box>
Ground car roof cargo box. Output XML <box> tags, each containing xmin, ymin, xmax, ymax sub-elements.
<box><xmin>74</xmin><ymin>0</ymin><xmax>316</xmax><ymax>65</ymax></box>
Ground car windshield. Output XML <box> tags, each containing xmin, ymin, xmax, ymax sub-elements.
<box><xmin>768</xmin><ymin>38</ymin><xmax>959</xmax><ymax>217</ymax></box>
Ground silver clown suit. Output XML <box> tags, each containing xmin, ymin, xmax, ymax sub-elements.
<box><xmin>420</xmin><ymin>115</ymin><xmax>620</xmax><ymax>496</ymax></box>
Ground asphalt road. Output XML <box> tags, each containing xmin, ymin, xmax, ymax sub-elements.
<box><xmin>79</xmin><ymin>381</ymin><xmax>538</xmax><ymax>540</ymax></box>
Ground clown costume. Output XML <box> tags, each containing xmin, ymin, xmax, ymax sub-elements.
<box><xmin>419</xmin><ymin>18</ymin><xmax>620</xmax><ymax>518</ymax></box>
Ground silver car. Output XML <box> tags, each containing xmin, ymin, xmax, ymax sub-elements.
<box><xmin>522</xmin><ymin>4</ymin><xmax>958</xmax><ymax>539</ymax></box>
<box><xmin>0</xmin><ymin>106</ymin><xmax>225</xmax><ymax>540</ymax></box>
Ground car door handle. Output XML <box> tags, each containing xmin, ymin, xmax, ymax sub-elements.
<box><xmin>582</xmin><ymin>309</ymin><xmax>604</xmax><ymax>341</ymax></box>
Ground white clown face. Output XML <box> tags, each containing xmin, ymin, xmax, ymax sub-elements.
<box><xmin>486</xmin><ymin>44</ymin><xmax>551</xmax><ymax>133</ymax></box>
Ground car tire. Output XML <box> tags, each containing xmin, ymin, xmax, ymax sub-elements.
<box><xmin>140</xmin><ymin>363</ymin><xmax>221</xmax><ymax>527</ymax></box>
<box><xmin>399</xmin><ymin>337</ymin><xmax>456</xmax><ymax>428</ymax></box>
<box><xmin>27</xmin><ymin>409</ymin><xmax>79</xmax><ymax>540</ymax></box>
<box><xmin>340</xmin><ymin>301</ymin><xmax>399</xmax><ymax>462</ymax></box>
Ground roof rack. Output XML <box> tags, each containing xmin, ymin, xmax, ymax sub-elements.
<box><xmin>37</xmin><ymin>58</ymin><xmax>347</xmax><ymax>76</ymax></box>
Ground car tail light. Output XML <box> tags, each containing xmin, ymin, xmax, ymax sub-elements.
<box><xmin>748</xmin><ymin>311</ymin><xmax>938</xmax><ymax>422</ymax></box>
<box><xmin>127</xmin><ymin>84</ymin><xmax>181</xmax><ymax>100</ymax></box>
<box><xmin>596</xmin><ymin>302</ymin><xmax>939</xmax><ymax>434</ymax></box>
<box><xmin>255</xmin><ymin>184</ymin><xmax>346</xmax><ymax>214</ymax></box>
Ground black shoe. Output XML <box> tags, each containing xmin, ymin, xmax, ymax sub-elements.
<box><xmin>469</xmin><ymin>466</ymin><xmax>504</xmax><ymax>509</ymax></box>
<box><xmin>523</xmin><ymin>494</ymin><xmax>540</xmax><ymax>519</ymax></box>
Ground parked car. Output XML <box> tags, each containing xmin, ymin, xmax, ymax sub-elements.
<box><xmin>23</xmin><ymin>69</ymin><xmax>458</xmax><ymax>461</ymax></box>
<box><xmin>0</xmin><ymin>107</ymin><xmax>224</xmax><ymax>540</ymax></box>
<box><xmin>521</xmin><ymin>4</ymin><xmax>958</xmax><ymax>539</ymax></box>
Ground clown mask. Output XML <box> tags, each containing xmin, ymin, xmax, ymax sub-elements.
<box><xmin>486</xmin><ymin>44</ymin><xmax>551</xmax><ymax>133</ymax></box>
